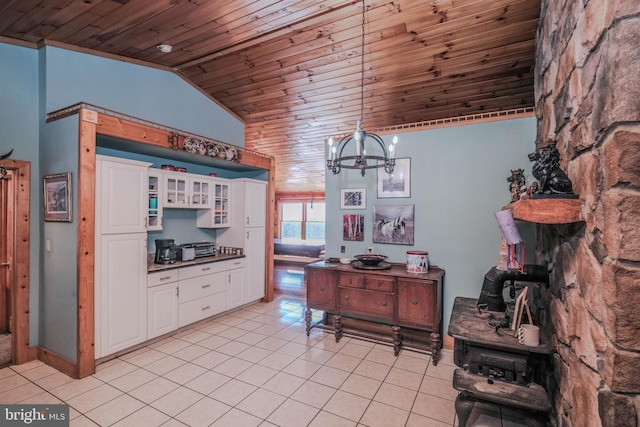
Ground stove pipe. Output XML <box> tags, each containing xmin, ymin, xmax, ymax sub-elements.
<box><xmin>477</xmin><ymin>264</ymin><xmax>548</xmax><ymax>312</ymax></box>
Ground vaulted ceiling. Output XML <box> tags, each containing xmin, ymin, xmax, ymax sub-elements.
<box><xmin>0</xmin><ymin>0</ymin><xmax>540</xmax><ymax>193</ymax></box>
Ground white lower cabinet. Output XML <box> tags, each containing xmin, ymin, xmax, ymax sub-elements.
<box><xmin>140</xmin><ymin>258</ymin><xmax>247</xmax><ymax>347</ymax></box>
<box><xmin>226</xmin><ymin>258</ymin><xmax>246</xmax><ymax>310</ymax></box>
<box><xmin>147</xmin><ymin>270</ymin><xmax>179</xmax><ymax>340</ymax></box>
<box><xmin>96</xmin><ymin>233</ymin><xmax>148</xmax><ymax>358</ymax></box>
<box><xmin>178</xmin><ymin>262</ymin><xmax>228</xmax><ymax>328</ymax></box>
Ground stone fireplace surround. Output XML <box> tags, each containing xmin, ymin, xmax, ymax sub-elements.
<box><xmin>534</xmin><ymin>1</ymin><xmax>640</xmax><ymax>426</ymax></box>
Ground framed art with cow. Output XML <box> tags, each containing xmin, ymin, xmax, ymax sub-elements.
<box><xmin>377</xmin><ymin>157</ymin><xmax>410</xmax><ymax>198</ymax></box>
<box><xmin>373</xmin><ymin>204</ymin><xmax>414</xmax><ymax>245</ymax></box>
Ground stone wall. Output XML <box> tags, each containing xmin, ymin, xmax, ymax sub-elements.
<box><xmin>535</xmin><ymin>1</ymin><xmax>640</xmax><ymax>426</ymax></box>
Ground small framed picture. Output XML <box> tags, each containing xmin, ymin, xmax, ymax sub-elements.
<box><xmin>378</xmin><ymin>157</ymin><xmax>411</xmax><ymax>198</ymax></box>
<box><xmin>340</xmin><ymin>188</ymin><xmax>366</xmax><ymax>210</ymax></box>
<box><xmin>43</xmin><ymin>172</ymin><xmax>72</xmax><ymax>222</ymax></box>
<box><xmin>343</xmin><ymin>214</ymin><xmax>364</xmax><ymax>241</ymax></box>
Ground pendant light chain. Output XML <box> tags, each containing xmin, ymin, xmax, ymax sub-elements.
<box><xmin>326</xmin><ymin>0</ymin><xmax>398</xmax><ymax>177</ymax></box>
<box><xmin>360</xmin><ymin>0</ymin><xmax>366</xmax><ymax>127</ymax></box>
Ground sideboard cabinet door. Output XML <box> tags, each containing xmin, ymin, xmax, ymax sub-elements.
<box><xmin>397</xmin><ymin>278</ymin><xmax>436</xmax><ymax>329</ymax></box>
<box><xmin>305</xmin><ymin>268</ymin><xmax>337</xmax><ymax>312</ymax></box>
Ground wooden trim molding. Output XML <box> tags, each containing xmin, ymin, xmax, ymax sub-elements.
<box><xmin>76</xmin><ymin>112</ymin><xmax>97</xmax><ymax>378</ymax></box>
<box><xmin>0</xmin><ymin>159</ymin><xmax>33</xmax><ymax>365</ymax></box>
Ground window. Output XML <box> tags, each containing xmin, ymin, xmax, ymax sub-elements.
<box><xmin>281</xmin><ymin>201</ymin><xmax>325</xmax><ymax>241</ymax></box>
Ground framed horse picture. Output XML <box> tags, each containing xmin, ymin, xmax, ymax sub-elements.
<box><xmin>373</xmin><ymin>204</ymin><xmax>414</xmax><ymax>245</ymax></box>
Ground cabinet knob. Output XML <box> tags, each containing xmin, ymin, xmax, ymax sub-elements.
<box><xmin>412</xmin><ymin>298</ymin><xmax>419</xmax><ymax>305</ymax></box>
<box><xmin>381</xmin><ymin>300</ymin><xmax>387</xmax><ymax>307</ymax></box>
<box><xmin>319</xmin><ymin>285</ymin><xmax>325</xmax><ymax>291</ymax></box>
<box><xmin>344</xmin><ymin>294</ymin><xmax>350</xmax><ymax>300</ymax></box>
<box><xmin>376</xmin><ymin>282</ymin><xmax>382</xmax><ymax>287</ymax></box>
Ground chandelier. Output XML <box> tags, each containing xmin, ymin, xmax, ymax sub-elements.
<box><xmin>326</xmin><ymin>0</ymin><xmax>398</xmax><ymax>177</ymax></box>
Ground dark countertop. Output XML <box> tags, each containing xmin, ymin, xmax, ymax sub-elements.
<box><xmin>147</xmin><ymin>253</ymin><xmax>246</xmax><ymax>273</ymax></box>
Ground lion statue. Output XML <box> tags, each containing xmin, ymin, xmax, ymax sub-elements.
<box><xmin>528</xmin><ymin>145</ymin><xmax>574</xmax><ymax>195</ymax></box>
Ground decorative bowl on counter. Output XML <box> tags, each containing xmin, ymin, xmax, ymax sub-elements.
<box><xmin>353</xmin><ymin>254</ymin><xmax>388</xmax><ymax>266</ymax></box>
<box><xmin>339</xmin><ymin>258</ymin><xmax>353</xmax><ymax>265</ymax></box>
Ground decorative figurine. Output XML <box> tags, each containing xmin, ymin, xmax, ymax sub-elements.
<box><xmin>507</xmin><ymin>168</ymin><xmax>526</xmax><ymax>202</ymax></box>
<box><xmin>528</xmin><ymin>145</ymin><xmax>575</xmax><ymax>196</ymax></box>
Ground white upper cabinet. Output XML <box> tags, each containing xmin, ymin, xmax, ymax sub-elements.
<box><xmin>163</xmin><ymin>173</ymin><xmax>213</xmax><ymax>209</ymax></box>
<box><xmin>96</xmin><ymin>155</ymin><xmax>150</xmax><ymax>234</ymax></box>
<box><xmin>240</xmin><ymin>179</ymin><xmax>267</xmax><ymax>227</ymax></box>
<box><xmin>196</xmin><ymin>179</ymin><xmax>231</xmax><ymax>228</ymax></box>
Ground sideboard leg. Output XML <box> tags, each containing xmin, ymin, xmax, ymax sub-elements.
<box><xmin>430</xmin><ymin>332</ymin><xmax>441</xmax><ymax>366</ymax></box>
<box><xmin>304</xmin><ymin>308</ymin><xmax>312</xmax><ymax>336</ymax></box>
<box><xmin>334</xmin><ymin>314</ymin><xmax>343</xmax><ymax>343</ymax></box>
<box><xmin>392</xmin><ymin>325</ymin><xmax>401</xmax><ymax>356</ymax></box>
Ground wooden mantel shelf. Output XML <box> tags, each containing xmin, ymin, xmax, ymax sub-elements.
<box><xmin>503</xmin><ymin>198</ymin><xmax>583</xmax><ymax>224</ymax></box>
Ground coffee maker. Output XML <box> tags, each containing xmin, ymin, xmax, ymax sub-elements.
<box><xmin>154</xmin><ymin>239</ymin><xmax>177</xmax><ymax>264</ymax></box>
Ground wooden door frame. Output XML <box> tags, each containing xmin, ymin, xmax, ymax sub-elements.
<box><xmin>0</xmin><ymin>158</ymin><xmax>33</xmax><ymax>365</ymax></box>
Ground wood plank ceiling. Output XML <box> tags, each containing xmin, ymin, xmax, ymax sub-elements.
<box><xmin>0</xmin><ymin>0</ymin><xmax>540</xmax><ymax>193</ymax></box>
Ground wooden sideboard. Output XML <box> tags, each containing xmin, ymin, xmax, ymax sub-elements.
<box><xmin>304</xmin><ymin>261</ymin><xmax>445</xmax><ymax>364</ymax></box>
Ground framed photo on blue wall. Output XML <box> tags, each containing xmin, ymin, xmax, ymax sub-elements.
<box><xmin>377</xmin><ymin>157</ymin><xmax>410</xmax><ymax>198</ymax></box>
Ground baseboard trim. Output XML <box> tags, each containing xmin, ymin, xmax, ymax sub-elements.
<box><xmin>37</xmin><ymin>347</ymin><xmax>78</xmax><ymax>379</ymax></box>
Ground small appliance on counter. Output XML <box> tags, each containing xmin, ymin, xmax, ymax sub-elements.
<box><xmin>175</xmin><ymin>244</ymin><xmax>196</xmax><ymax>261</ymax></box>
<box><xmin>181</xmin><ymin>241</ymin><xmax>217</xmax><ymax>258</ymax></box>
<box><xmin>154</xmin><ymin>239</ymin><xmax>177</xmax><ymax>264</ymax></box>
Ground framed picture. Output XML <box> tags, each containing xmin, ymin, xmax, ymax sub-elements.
<box><xmin>340</xmin><ymin>188</ymin><xmax>366</xmax><ymax>210</ymax></box>
<box><xmin>378</xmin><ymin>157</ymin><xmax>411</xmax><ymax>198</ymax></box>
<box><xmin>343</xmin><ymin>214</ymin><xmax>364</xmax><ymax>241</ymax></box>
<box><xmin>373</xmin><ymin>204</ymin><xmax>414</xmax><ymax>245</ymax></box>
<box><xmin>43</xmin><ymin>172</ymin><xmax>72</xmax><ymax>222</ymax></box>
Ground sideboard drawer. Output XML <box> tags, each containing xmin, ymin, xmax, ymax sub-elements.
<box><xmin>365</xmin><ymin>275</ymin><xmax>394</xmax><ymax>292</ymax></box>
<box><xmin>339</xmin><ymin>273</ymin><xmax>364</xmax><ymax>289</ymax></box>
<box><xmin>338</xmin><ymin>288</ymin><xmax>394</xmax><ymax>321</ymax></box>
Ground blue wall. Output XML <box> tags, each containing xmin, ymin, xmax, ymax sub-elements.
<box><xmin>325</xmin><ymin>118</ymin><xmax>537</xmax><ymax>334</ymax></box>
<box><xmin>0</xmin><ymin>43</ymin><xmax>41</xmax><ymax>343</ymax></box>
<box><xmin>42</xmin><ymin>46</ymin><xmax>244</xmax><ymax>146</ymax></box>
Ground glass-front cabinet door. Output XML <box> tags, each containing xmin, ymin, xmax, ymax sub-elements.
<box><xmin>164</xmin><ymin>174</ymin><xmax>188</xmax><ymax>207</ymax></box>
<box><xmin>213</xmin><ymin>182</ymin><xmax>230</xmax><ymax>226</ymax></box>
<box><xmin>148</xmin><ymin>172</ymin><xmax>162</xmax><ymax>230</ymax></box>
<box><xmin>190</xmin><ymin>178</ymin><xmax>212</xmax><ymax>208</ymax></box>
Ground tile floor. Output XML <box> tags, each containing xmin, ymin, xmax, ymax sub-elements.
<box><xmin>0</xmin><ymin>294</ymin><xmax>517</xmax><ymax>426</ymax></box>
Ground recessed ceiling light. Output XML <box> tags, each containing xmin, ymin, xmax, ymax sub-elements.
<box><xmin>157</xmin><ymin>44</ymin><xmax>172</xmax><ymax>53</ymax></box>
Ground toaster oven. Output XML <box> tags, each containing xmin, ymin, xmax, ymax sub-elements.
<box><xmin>191</xmin><ymin>242</ymin><xmax>217</xmax><ymax>258</ymax></box>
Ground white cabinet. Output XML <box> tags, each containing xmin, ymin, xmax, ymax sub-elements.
<box><xmin>196</xmin><ymin>179</ymin><xmax>231</xmax><ymax>228</ymax></box>
<box><xmin>147</xmin><ymin>270</ymin><xmax>178</xmax><ymax>339</ymax></box>
<box><xmin>95</xmin><ymin>155</ymin><xmax>151</xmax><ymax>359</ymax></box>
<box><xmin>226</xmin><ymin>258</ymin><xmax>246</xmax><ymax>310</ymax></box>
<box><xmin>96</xmin><ymin>156</ymin><xmax>149</xmax><ymax>234</ymax></box>
<box><xmin>217</xmin><ymin>179</ymin><xmax>267</xmax><ymax>304</ymax></box>
<box><xmin>95</xmin><ymin>233</ymin><xmax>148</xmax><ymax>358</ymax></box>
<box><xmin>243</xmin><ymin>180</ymin><xmax>267</xmax><ymax>227</ymax></box>
<box><xmin>244</xmin><ymin>228</ymin><xmax>265</xmax><ymax>302</ymax></box>
<box><xmin>147</xmin><ymin>171</ymin><xmax>163</xmax><ymax>231</ymax></box>
<box><xmin>163</xmin><ymin>173</ymin><xmax>213</xmax><ymax>209</ymax></box>
<box><xmin>178</xmin><ymin>262</ymin><xmax>227</xmax><ymax>327</ymax></box>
